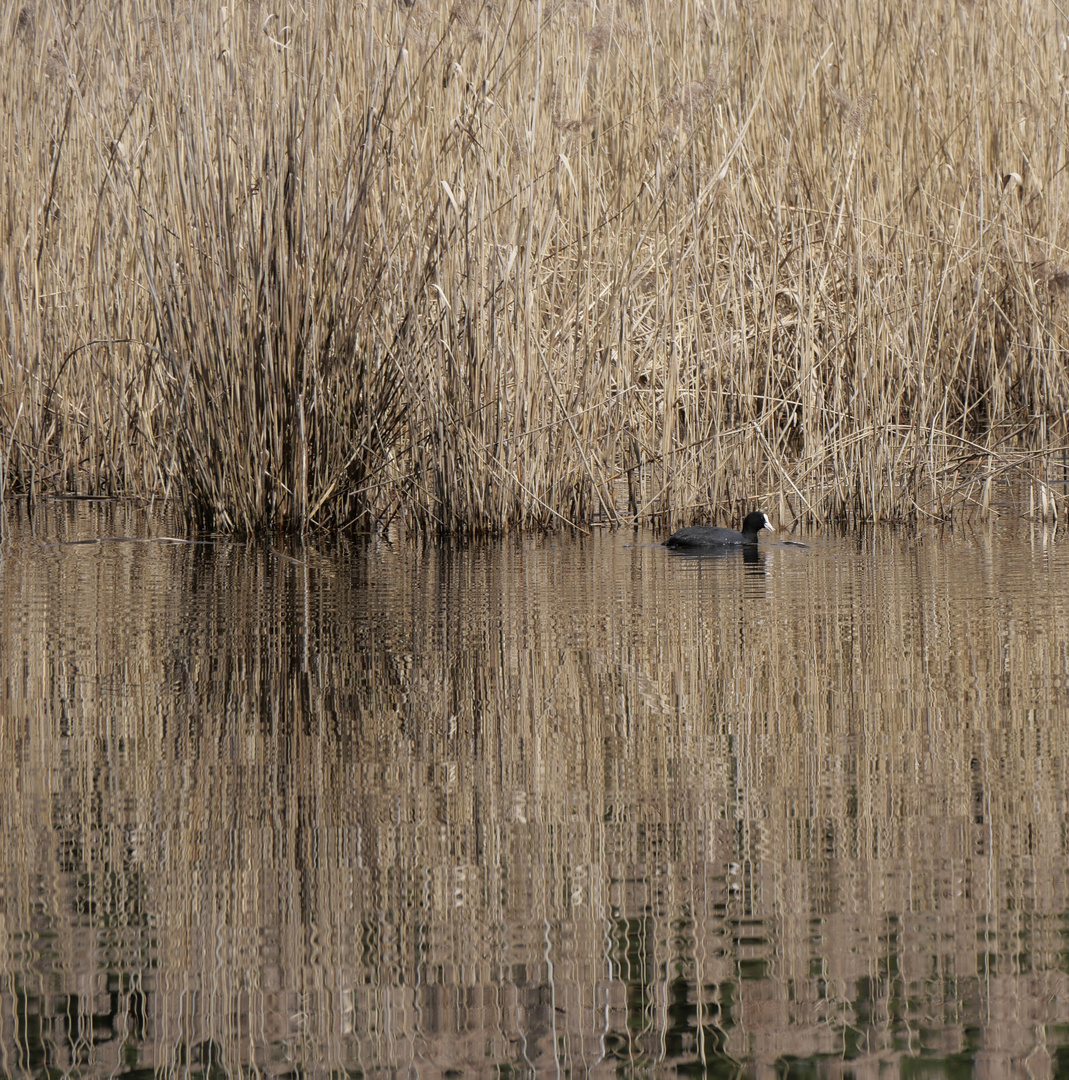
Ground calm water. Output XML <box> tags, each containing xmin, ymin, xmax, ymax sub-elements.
<box><xmin>1</xmin><ymin>499</ymin><xmax>1069</xmax><ymax>1078</ymax></box>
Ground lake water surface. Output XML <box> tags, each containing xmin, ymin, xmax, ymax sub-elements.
<box><xmin>1</xmin><ymin>499</ymin><xmax>1068</xmax><ymax>1078</ymax></box>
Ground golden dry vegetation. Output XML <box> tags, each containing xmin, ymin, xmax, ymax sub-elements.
<box><xmin>3</xmin><ymin>0</ymin><xmax>1069</xmax><ymax>533</ymax></box>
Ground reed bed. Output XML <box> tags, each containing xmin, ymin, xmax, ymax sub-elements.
<box><xmin>3</xmin><ymin>0</ymin><xmax>1069</xmax><ymax>533</ymax></box>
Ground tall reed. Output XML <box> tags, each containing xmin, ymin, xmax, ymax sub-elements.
<box><xmin>3</xmin><ymin>0</ymin><xmax>1069</xmax><ymax>533</ymax></box>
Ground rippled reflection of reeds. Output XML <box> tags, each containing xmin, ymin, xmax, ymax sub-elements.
<box><xmin>0</xmin><ymin>502</ymin><xmax>1067</xmax><ymax>1075</ymax></box>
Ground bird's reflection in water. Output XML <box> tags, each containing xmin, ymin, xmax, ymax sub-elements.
<box><xmin>665</xmin><ymin>544</ymin><xmax>767</xmax><ymax>570</ymax></box>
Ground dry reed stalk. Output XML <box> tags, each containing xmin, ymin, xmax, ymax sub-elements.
<box><xmin>1</xmin><ymin>0</ymin><xmax>1069</xmax><ymax>533</ymax></box>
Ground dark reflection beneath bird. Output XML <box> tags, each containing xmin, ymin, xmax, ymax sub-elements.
<box><xmin>664</xmin><ymin>510</ymin><xmax>775</xmax><ymax>549</ymax></box>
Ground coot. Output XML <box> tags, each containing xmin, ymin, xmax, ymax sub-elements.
<box><xmin>665</xmin><ymin>510</ymin><xmax>774</xmax><ymax>549</ymax></box>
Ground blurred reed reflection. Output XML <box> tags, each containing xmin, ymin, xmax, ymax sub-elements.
<box><xmin>1</xmin><ymin>501</ymin><xmax>1068</xmax><ymax>1077</ymax></box>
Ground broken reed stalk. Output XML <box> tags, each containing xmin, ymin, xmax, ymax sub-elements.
<box><xmin>2</xmin><ymin>0</ymin><xmax>1069</xmax><ymax>534</ymax></box>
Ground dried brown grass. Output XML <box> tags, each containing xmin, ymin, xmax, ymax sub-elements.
<box><xmin>3</xmin><ymin>0</ymin><xmax>1069</xmax><ymax>533</ymax></box>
